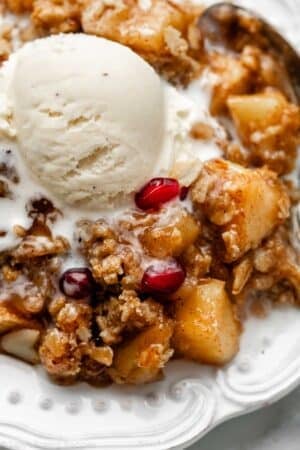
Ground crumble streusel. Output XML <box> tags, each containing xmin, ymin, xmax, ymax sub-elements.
<box><xmin>0</xmin><ymin>0</ymin><xmax>298</xmax><ymax>386</ymax></box>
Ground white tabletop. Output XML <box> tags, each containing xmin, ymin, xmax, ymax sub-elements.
<box><xmin>189</xmin><ymin>386</ymin><xmax>300</xmax><ymax>449</ymax></box>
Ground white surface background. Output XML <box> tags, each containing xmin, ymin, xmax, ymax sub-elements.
<box><xmin>189</xmin><ymin>386</ymin><xmax>300</xmax><ymax>449</ymax></box>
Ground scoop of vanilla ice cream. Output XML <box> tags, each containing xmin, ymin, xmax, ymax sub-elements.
<box><xmin>0</xmin><ymin>33</ymin><xmax>208</xmax><ymax>210</ymax></box>
<box><xmin>3</xmin><ymin>34</ymin><xmax>170</xmax><ymax>208</ymax></box>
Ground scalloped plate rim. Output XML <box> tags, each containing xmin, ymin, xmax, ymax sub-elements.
<box><xmin>0</xmin><ymin>370</ymin><xmax>300</xmax><ymax>450</ymax></box>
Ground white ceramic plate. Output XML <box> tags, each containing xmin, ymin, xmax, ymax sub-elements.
<box><xmin>0</xmin><ymin>1</ymin><xmax>299</xmax><ymax>449</ymax></box>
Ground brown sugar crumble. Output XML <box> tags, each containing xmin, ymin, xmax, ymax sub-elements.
<box><xmin>0</xmin><ymin>0</ymin><xmax>299</xmax><ymax>385</ymax></box>
<box><xmin>0</xmin><ymin>24</ymin><xmax>13</xmax><ymax>62</ymax></box>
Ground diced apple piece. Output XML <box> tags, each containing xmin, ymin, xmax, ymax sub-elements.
<box><xmin>140</xmin><ymin>210</ymin><xmax>200</xmax><ymax>258</ymax></box>
<box><xmin>227</xmin><ymin>91</ymin><xmax>300</xmax><ymax>174</ymax></box>
<box><xmin>192</xmin><ymin>160</ymin><xmax>290</xmax><ymax>262</ymax></box>
<box><xmin>228</xmin><ymin>91</ymin><xmax>288</xmax><ymax>138</ymax></box>
<box><xmin>173</xmin><ymin>279</ymin><xmax>240</xmax><ymax>365</ymax></box>
<box><xmin>108</xmin><ymin>319</ymin><xmax>174</xmax><ymax>384</ymax></box>
<box><xmin>1</xmin><ymin>329</ymin><xmax>40</xmax><ymax>364</ymax></box>
<box><xmin>0</xmin><ymin>304</ymin><xmax>37</xmax><ymax>334</ymax></box>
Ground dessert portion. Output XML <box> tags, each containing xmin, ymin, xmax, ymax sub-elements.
<box><xmin>0</xmin><ymin>1</ymin><xmax>298</xmax><ymax>386</ymax></box>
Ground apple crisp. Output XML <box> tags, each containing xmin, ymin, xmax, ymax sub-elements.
<box><xmin>0</xmin><ymin>0</ymin><xmax>299</xmax><ymax>386</ymax></box>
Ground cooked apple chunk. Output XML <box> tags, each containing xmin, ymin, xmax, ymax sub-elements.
<box><xmin>140</xmin><ymin>209</ymin><xmax>200</xmax><ymax>258</ymax></box>
<box><xmin>1</xmin><ymin>329</ymin><xmax>40</xmax><ymax>364</ymax></box>
<box><xmin>227</xmin><ymin>90</ymin><xmax>300</xmax><ymax>174</ymax></box>
<box><xmin>173</xmin><ymin>279</ymin><xmax>240</xmax><ymax>365</ymax></box>
<box><xmin>192</xmin><ymin>160</ymin><xmax>290</xmax><ymax>262</ymax></box>
<box><xmin>0</xmin><ymin>303</ymin><xmax>38</xmax><ymax>334</ymax></box>
<box><xmin>108</xmin><ymin>318</ymin><xmax>174</xmax><ymax>384</ymax></box>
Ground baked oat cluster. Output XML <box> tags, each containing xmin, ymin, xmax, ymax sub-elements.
<box><xmin>0</xmin><ymin>0</ymin><xmax>299</xmax><ymax>385</ymax></box>
<box><xmin>4</xmin><ymin>0</ymin><xmax>204</xmax><ymax>84</ymax></box>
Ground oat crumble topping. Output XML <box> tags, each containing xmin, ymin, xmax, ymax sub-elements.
<box><xmin>0</xmin><ymin>0</ymin><xmax>299</xmax><ymax>385</ymax></box>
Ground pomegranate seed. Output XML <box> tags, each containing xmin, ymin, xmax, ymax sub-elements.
<box><xmin>59</xmin><ymin>268</ymin><xmax>94</xmax><ymax>299</ymax></box>
<box><xmin>180</xmin><ymin>186</ymin><xmax>189</xmax><ymax>201</ymax></box>
<box><xmin>141</xmin><ymin>261</ymin><xmax>185</xmax><ymax>295</ymax></box>
<box><xmin>135</xmin><ymin>178</ymin><xmax>180</xmax><ymax>210</ymax></box>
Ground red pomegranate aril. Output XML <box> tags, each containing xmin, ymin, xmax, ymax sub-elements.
<box><xmin>180</xmin><ymin>186</ymin><xmax>189</xmax><ymax>201</ymax></box>
<box><xmin>141</xmin><ymin>261</ymin><xmax>185</xmax><ymax>295</ymax></box>
<box><xmin>59</xmin><ymin>268</ymin><xmax>94</xmax><ymax>299</ymax></box>
<box><xmin>135</xmin><ymin>178</ymin><xmax>180</xmax><ymax>210</ymax></box>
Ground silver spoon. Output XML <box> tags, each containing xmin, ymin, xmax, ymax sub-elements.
<box><xmin>197</xmin><ymin>2</ymin><xmax>300</xmax><ymax>104</ymax></box>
